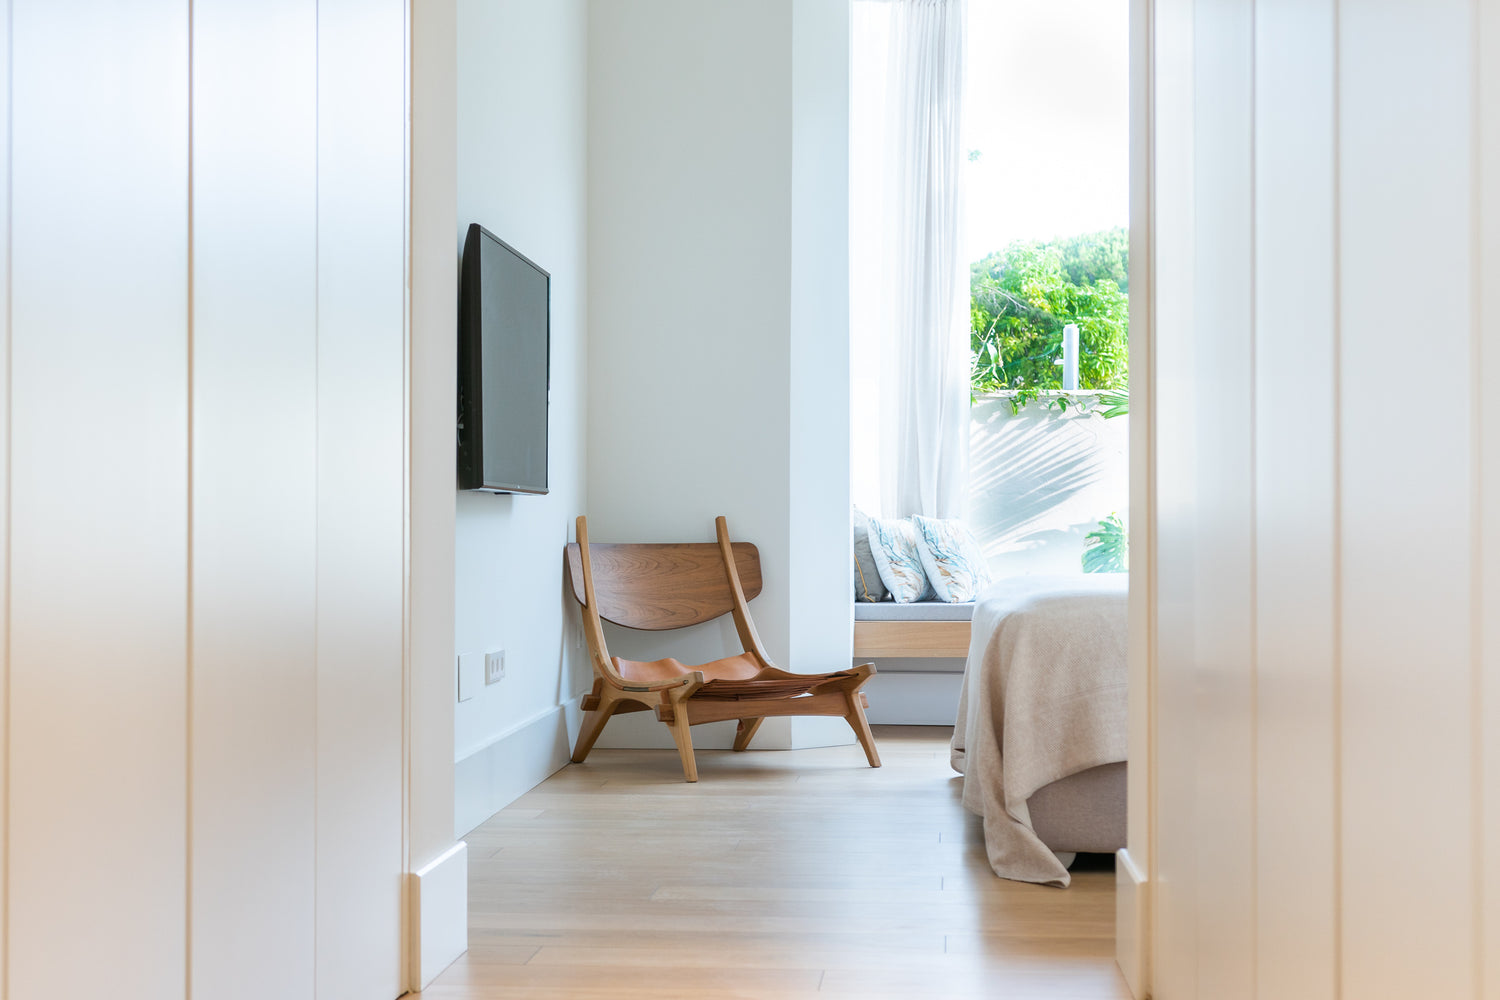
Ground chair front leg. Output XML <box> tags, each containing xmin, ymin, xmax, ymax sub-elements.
<box><xmin>661</xmin><ymin>690</ymin><xmax>699</xmax><ymax>782</ymax></box>
<box><xmin>843</xmin><ymin>689</ymin><xmax>881</xmax><ymax>768</ymax></box>
<box><xmin>838</xmin><ymin>664</ymin><xmax>881</xmax><ymax>768</ymax></box>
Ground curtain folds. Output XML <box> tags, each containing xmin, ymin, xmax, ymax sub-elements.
<box><xmin>870</xmin><ymin>0</ymin><xmax>969</xmax><ymax>520</ymax></box>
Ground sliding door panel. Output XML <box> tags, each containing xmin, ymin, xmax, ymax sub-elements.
<box><xmin>1189</xmin><ymin>1</ymin><xmax>1257</xmax><ymax>995</ymax></box>
<box><xmin>190</xmin><ymin>2</ymin><xmax>319</xmax><ymax>997</ymax></box>
<box><xmin>7</xmin><ymin>3</ymin><xmax>189</xmax><ymax>998</ymax></box>
<box><xmin>314</xmin><ymin>0</ymin><xmax>408</xmax><ymax>995</ymax></box>
<box><xmin>1147</xmin><ymin>0</ymin><xmax>1200</xmax><ymax>993</ymax></box>
<box><xmin>1479</xmin><ymin>1</ymin><xmax>1500</xmax><ymax>993</ymax></box>
<box><xmin>0</xmin><ymin>5</ymin><xmax>10</xmax><ymax>992</ymax></box>
<box><xmin>1338</xmin><ymin>2</ymin><xmax>1477</xmax><ymax>995</ymax></box>
<box><xmin>1251</xmin><ymin>1</ymin><xmax>1338</xmax><ymax>996</ymax></box>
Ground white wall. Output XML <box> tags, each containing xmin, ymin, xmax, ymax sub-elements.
<box><xmin>970</xmin><ymin>397</ymin><xmax>1130</xmax><ymax>577</ymax></box>
<box><xmin>1143</xmin><ymin>0</ymin><xmax>1500</xmax><ymax>996</ymax></box>
<box><xmin>787</xmin><ymin>0</ymin><xmax>855</xmax><ymax>747</ymax></box>
<box><xmin>451</xmin><ymin>0</ymin><xmax>592</xmax><ymax>835</ymax></box>
<box><xmin>585</xmin><ymin>0</ymin><xmax>853</xmax><ymax>752</ymax></box>
<box><xmin>4</xmin><ymin>2</ymin><xmax>410</xmax><ymax>998</ymax></box>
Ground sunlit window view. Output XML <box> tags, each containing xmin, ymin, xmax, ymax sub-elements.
<box><xmin>852</xmin><ymin>0</ymin><xmax>1130</xmax><ymax>576</ymax></box>
<box><xmin>964</xmin><ymin>0</ymin><xmax>1129</xmax><ymax>405</ymax></box>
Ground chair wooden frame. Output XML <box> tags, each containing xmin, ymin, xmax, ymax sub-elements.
<box><xmin>566</xmin><ymin>515</ymin><xmax>880</xmax><ymax>782</ymax></box>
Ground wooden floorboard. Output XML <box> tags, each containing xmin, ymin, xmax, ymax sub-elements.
<box><xmin>418</xmin><ymin>725</ymin><xmax>1129</xmax><ymax>999</ymax></box>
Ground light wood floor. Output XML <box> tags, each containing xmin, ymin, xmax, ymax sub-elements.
<box><xmin>417</xmin><ymin>726</ymin><xmax>1129</xmax><ymax>999</ymax></box>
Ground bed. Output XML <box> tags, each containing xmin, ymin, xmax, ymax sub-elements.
<box><xmin>950</xmin><ymin>574</ymin><xmax>1128</xmax><ymax>887</ymax></box>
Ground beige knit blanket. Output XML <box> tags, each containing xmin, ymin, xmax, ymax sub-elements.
<box><xmin>950</xmin><ymin>575</ymin><xmax>1128</xmax><ymax>887</ymax></box>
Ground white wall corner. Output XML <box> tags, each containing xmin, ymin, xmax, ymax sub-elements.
<box><xmin>787</xmin><ymin>715</ymin><xmax>862</xmax><ymax>750</ymax></box>
<box><xmin>410</xmin><ymin>841</ymin><xmax>469</xmax><ymax>990</ymax></box>
<box><xmin>455</xmin><ymin>699</ymin><xmax>582</xmax><ymax>836</ymax></box>
<box><xmin>592</xmin><ymin>714</ymin><xmax>769</xmax><ymax>751</ymax></box>
<box><xmin>1115</xmin><ymin>847</ymin><xmax>1149</xmax><ymax>999</ymax></box>
<box><xmin>589</xmin><ymin>712</ymin><xmax>861</xmax><ymax>753</ymax></box>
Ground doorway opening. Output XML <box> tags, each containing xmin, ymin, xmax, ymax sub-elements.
<box><xmin>847</xmin><ymin>0</ymin><xmax>1133</xmax><ymax>988</ymax></box>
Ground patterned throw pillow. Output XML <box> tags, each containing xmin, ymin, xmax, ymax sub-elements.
<box><xmin>852</xmin><ymin>507</ymin><xmax>889</xmax><ymax>602</ymax></box>
<box><xmin>911</xmin><ymin>515</ymin><xmax>992</xmax><ymax>603</ymax></box>
<box><xmin>865</xmin><ymin>516</ymin><xmax>935</xmax><ymax>603</ymax></box>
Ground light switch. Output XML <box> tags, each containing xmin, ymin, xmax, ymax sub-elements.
<box><xmin>458</xmin><ymin>652</ymin><xmax>483</xmax><ymax>702</ymax></box>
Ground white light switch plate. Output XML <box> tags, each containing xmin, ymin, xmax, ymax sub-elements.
<box><xmin>458</xmin><ymin>652</ymin><xmax>483</xmax><ymax>702</ymax></box>
<box><xmin>485</xmin><ymin>650</ymin><xmax>506</xmax><ymax>685</ymax></box>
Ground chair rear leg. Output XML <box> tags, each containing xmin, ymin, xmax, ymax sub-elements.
<box><xmin>572</xmin><ymin>697</ymin><xmax>620</xmax><ymax>764</ymax></box>
<box><xmin>843</xmin><ymin>691</ymin><xmax>881</xmax><ymax>768</ymax></box>
<box><xmin>666</xmin><ymin>708</ymin><xmax>699</xmax><ymax>782</ymax></box>
<box><xmin>732</xmin><ymin>717</ymin><xmax>764</xmax><ymax>752</ymax></box>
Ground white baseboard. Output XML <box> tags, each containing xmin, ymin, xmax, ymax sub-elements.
<box><xmin>410</xmin><ymin>841</ymin><xmax>468</xmax><ymax>990</ymax></box>
<box><xmin>593</xmin><ymin>712</ymin><xmax>763</xmax><ymax>750</ymax></box>
<box><xmin>789</xmin><ymin>714</ymin><xmax>858</xmax><ymax>748</ymax></box>
<box><xmin>591</xmin><ymin>707</ymin><xmax>858</xmax><ymax>751</ymax></box>
<box><xmin>863</xmin><ymin>670</ymin><xmax>965</xmax><ymax>725</ymax></box>
<box><xmin>1115</xmin><ymin>847</ymin><xmax>1149</xmax><ymax>998</ymax></box>
<box><xmin>455</xmin><ymin>701</ymin><xmax>580</xmax><ymax>836</ymax></box>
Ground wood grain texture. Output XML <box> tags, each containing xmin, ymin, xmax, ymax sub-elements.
<box><xmin>417</xmin><ymin>727</ymin><xmax>1129</xmax><ymax>1000</ymax></box>
<box><xmin>852</xmin><ymin>621</ymin><xmax>972</xmax><ymax>659</ymax></box>
<box><xmin>566</xmin><ymin>541</ymin><xmax>763</xmax><ymax>630</ymax></box>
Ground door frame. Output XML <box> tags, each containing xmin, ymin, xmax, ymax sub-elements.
<box><xmin>1118</xmin><ymin>0</ymin><xmax>1156</xmax><ymax>994</ymax></box>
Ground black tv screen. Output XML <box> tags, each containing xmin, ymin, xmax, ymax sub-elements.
<box><xmin>457</xmin><ymin>224</ymin><xmax>550</xmax><ymax>494</ymax></box>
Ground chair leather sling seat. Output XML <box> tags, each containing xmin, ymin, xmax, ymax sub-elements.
<box><xmin>566</xmin><ymin>514</ymin><xmax>881</xmax><ymax>782</ymax></box>
<box><xmin>613</xmin><ymin>652</ymin><xmax>859</xmax><ymax>700</ymax></box>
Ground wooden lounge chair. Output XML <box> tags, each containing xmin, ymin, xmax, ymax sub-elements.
<box><xmin>565</xmin><ymin>515</ymin><xmax>880</xmax><ymax>782</ymax></box>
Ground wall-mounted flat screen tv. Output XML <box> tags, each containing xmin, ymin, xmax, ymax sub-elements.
<box><xmin>457</xmin><ymin>223</ymin><xmax>550</xmax><ymax>494</ymax></box>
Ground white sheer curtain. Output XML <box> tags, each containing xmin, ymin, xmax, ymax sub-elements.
<box><xmin>851</xmin><ymin>0</ymin><xmax>969</xmax><ymax>520</ymax></box>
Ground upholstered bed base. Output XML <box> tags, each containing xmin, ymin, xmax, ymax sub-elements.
<box><xmin>1027</xmin><ymin>761</ymin><xmax>1127</xmax><ymax>858</ymax></box>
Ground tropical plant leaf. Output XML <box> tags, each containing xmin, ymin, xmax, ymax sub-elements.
<box><xmin>1097</xmin><ymin>388</ymin><xmax>1130</xmax><ymax>419</ymax></box>
<box><xmin>1082</xmin><ymin>513</ymin><xmax>1128</xmax><ymax>574</ymax></box>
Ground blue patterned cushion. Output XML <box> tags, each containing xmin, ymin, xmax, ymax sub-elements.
<box><xmin>852</xmin><ymin>507</ymin><xmax>889</xmax><ymax>602</ymax></box>
<box><xmin>865</xmin><ymin>516</ymin><xmax>935</xmax><ymax>603</ymax></box>
<box><xmin>910</xmin><ymin>516</ymin><xmax>991</xmax><ymax>603</ymax></box>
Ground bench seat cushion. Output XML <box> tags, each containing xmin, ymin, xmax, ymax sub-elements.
<box><xmin>853</xmin><ymin>601</ymin><xmax>975</xmax><ymax>622</ymax></box>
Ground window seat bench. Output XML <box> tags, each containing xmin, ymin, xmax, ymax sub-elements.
<box><xmin>852</xmin><ymin>601</ymin><xmax>974</xmax><ymax>659</ymax></box>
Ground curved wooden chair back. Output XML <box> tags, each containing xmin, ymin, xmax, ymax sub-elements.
<box><xmin>565</xmin><ymin>536</ymin><xmax>763</xmax><ymax>631</ymax></box>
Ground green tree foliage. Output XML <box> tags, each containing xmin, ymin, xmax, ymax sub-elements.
<box><xmin>970</xmin><ymin>227</ymin><xmax>1129</xmax><ymax>408</ymax></box>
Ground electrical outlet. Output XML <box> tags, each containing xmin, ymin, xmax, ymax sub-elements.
<box><xmin>484</xmin><ymin>650</ymin><xmax>506</xmax><ymax>685</ymax></box>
